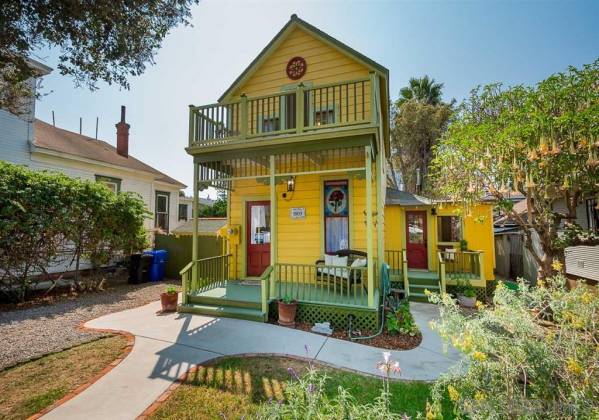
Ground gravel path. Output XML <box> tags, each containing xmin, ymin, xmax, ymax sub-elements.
<box><xmin>0</xmin><ymin>280</ymin><xmax>179</xmax><ymax>370</ymax></box>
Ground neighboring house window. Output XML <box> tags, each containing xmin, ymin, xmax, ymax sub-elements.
<box><xmin>178</xmin><ymin>203</ymin><xmax>188</xmax><ymax>221</ymax></box>
<box><xmin>324</xmin><ymin>180</ymin><xmax>349</xmax><ymax>253</ymax></box>
<box><xmin>587</xmin><ymin>198</ymin><xmax>598</xmax><ymax>232</ymax></box>
<box><xmin>95</xmin><ymin>175</ymin><xmax>121</xmax><ymax>193</ymax></box>
<box><xmin>155</xmin><ymin>191</ymin><xmax>170</xmax><ymax>233</ymax></box>
<box><xmin>437</xmin><ymin>216</ymin><xmax>462</xmax><ymax>243</ymax></box>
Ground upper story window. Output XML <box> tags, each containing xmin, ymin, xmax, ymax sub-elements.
<box><xmin>438</xmin><ymin>216</ymin><xmax>462</xmax><ymax>243</ymax></box>
<box><xmin>155</xmin><ymin>191</ymin><xmax>170</xmax><ymax>233</ymax></box>
<box><xmin>178</xmin><ymin>203</ymin><xmax>188</xmax><ymax>221</ymax></box>
<box><xmin>586</xmin><ymin>198</ymin><xmax>598</xmax><ymax>232</ymax></box>
<box><xmin>95</xmin><ymin>175</ymin><xmax>121</xmax><ymax>193</ymax></box>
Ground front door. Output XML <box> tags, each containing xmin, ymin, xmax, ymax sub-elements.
<box><xmin>406</xmin><ymin>211</ymin><xmax>428</xmax><ymax>269</ymax></box>
<box><xmin>246</xmin><ymin>201</ymin><xmax>271</xmax><ymax>277</ymax></box>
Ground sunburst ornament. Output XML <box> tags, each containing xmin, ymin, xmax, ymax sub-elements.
<box><xmin>286</xmin><ymin>56</ymin><xmax>307</xmax><ymax>80</ymax></box>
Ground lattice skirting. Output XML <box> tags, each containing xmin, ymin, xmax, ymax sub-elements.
<box><xmin>269</xmin><ymin>302</ymin><xmax>379</xmax><ymax>331</ymax></box>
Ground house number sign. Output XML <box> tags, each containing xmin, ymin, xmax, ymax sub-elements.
<box><xmin>290</xmin><ymin>207</ymin><xmax>306</xmax><ymax>219</ymax></box>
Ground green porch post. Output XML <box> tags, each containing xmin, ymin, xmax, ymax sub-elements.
<box><xmin>269</xmin><ymin>155</ymin><xmax>277</xmax><ymax>299</ymax></box>
<box><xmin>375</xmin><ymin>148</ymin><xmax>384</xmax><ymax>273</ymax></box>
<box><xmin>191</xmin><ymin>162</ymin><xmax>199</xmax><ymax>287</ymax></box>
<box><xmin>365</xmin><ymin>145</ymin><xmax>374</xmax><ymax>308</ymax></box>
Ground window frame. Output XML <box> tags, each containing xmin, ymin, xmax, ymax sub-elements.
<box><xmin>436</xmin><ymin>215</ymin><xmax>463</xmax><ymax>245</ymax></box>
<box><xmin>323</xmin><ymin>179</ymin><xmax>350</xmax><ymax>254</ymax></box>
<box><xmin>178</xmin><ymin>203</ymin><xmax>189</xmax><ymax>221</ymax></box>
<box><xmin>155</xmin><ymin>191</ymin><xmax>170</xmax><ymax>233</ymax></box>
<box><xmin>95</xmin><ymin>175</ymin><xmax>121</xmax><ymax>193</ymax></box>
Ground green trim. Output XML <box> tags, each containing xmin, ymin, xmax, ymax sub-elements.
<box><xmin>95</xmin><ymin>175</ymin><xmax>121</xmax><ymax>192</ymax></box>
<box><xmin>217</xmin><ymin>15</ymin><xmax>389</xmax><ymax>103</ymax></box>
<box><xmin>189</xmin><ymin>130</ymin><xmax>377</xmax><ymax>162</ymax></box>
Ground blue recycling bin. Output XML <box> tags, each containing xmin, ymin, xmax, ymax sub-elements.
<box><xmin>144</xmin><ymin>250</ymin><xmax>168</xmax><ymax>281</ymax></box>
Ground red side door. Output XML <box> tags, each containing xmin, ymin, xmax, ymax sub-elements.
<box><xmin>246</xmin><ymin>201</ymin><xmax>271</xmax><ymax>277</ymax></box>
<box><xmin>405</xmin><ymin>211</ymin><xmax>428</xmax><ymax>269</ymax></box>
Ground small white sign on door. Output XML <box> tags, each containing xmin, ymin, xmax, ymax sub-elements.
<box><xmin>290</xmin><ymin>207</ymin><xmax>306</xmax><ymax>219</ymax></box>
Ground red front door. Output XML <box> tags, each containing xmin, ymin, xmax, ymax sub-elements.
<box><xmin>246</xmin><ymin>201</ymin><xmax>271</xmax><ymax>277</ymax></box>
<box><xmin>406</xmin><ymin>211</ymin><xmax>428</xmax><ymax>269</ymax></box>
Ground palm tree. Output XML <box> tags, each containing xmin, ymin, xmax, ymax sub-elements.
<box><xmin>397</xmin><ymin>75</ymin><xmax>444</xmax><ymax>107</ymax></box>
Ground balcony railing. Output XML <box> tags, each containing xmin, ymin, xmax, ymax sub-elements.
<box><xmin>188</xmin><ymin>76</ymin><xmax>377</xmax><ymax>147</ymax></box>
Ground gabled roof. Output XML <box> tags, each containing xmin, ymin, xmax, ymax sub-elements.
<box><xmin>33</xmin><ymin>119</ymin><xmax>186</xmax><ymax>188</ymax></box>
<box><xmin>218</xmin><ymin>14</ymin><xmax>389</xmax><ymax>103</ymax></box>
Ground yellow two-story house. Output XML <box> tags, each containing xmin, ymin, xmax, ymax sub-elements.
<box><xmin>179</xmin><ymin>15</ymin><xmax>495</xmax><ymax>330</ymax></box>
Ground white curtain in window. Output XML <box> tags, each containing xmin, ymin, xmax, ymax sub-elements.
<box><xmin>325</xmin><ymin>217</ymin><xmax>349</xmax><ymax>253</ymax></box>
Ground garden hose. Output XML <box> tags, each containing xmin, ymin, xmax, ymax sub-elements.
<box><xmin>348</xmin><ymin>263</ymin><xmax>390</xmax><ymax>341</ymax></box>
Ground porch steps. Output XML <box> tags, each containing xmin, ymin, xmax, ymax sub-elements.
<box><xmin>406</xmin><ymin>271</ymin><xmax>441</xmax><ymax>303</ymax></box>
<box><xmin>188</xmin><ymin>294</ymin><xmax>261</xmax><ymax>310</ymax></box>
<box><xmin>178</xmin><ymin>303</ymin><xmax>266</xmax><ymax>322</ymax></box>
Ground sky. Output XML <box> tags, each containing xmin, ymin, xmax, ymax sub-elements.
<box><xmin>34</xmin><ymin>0</ymin><xmax>599</xmax><ymax>197</ymax></box>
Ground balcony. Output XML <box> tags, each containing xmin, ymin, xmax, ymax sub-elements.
<box><xmin>188</xmin><ymin>76</ymin><xmax>379</xmax><ymax>151</ymax></box>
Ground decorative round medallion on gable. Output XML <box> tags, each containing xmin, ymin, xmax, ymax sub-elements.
<box><xmin>286</xmin><ymin>56</ymin><xmax>307</xmax><ymax>80</ymax></box>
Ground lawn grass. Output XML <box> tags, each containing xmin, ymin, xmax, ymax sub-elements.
<box><xmin>149</xmin><ymin>356</ymin><xmax>454</xmax><ymax>419</ymax></box>
<box><xmin>0</xmin><ymin>335</ymin><xmax>129</xmax><ymax>420</ymax></box>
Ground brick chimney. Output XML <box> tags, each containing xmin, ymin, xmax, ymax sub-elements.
<box><xmin>115</xmin><ymin>105</ymin><xmax>130</xmax><ymax>158</ymax></box>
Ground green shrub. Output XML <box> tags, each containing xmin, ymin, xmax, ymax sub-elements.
<box><xmin>454</xmin><ymin>278</ymin><xmax>476</xmax><ymax>298</ymax></box>
<box><xmin>386</xmin><ymin>301</ymin><xmax>419</xmax><ymax>336</ymax></box>
<box><xmin>427</xmin><ymin>275</ymin><xmax>599</xmax><ymax>419</ymax></box>
<box><xmin>0</xmin><ymin>162</ymin><xmax>149</xmax><ymax>301</ymax></box>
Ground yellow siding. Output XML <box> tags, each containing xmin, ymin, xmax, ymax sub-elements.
<box><xmin>232</xmin><ymin>26</ymin><xmax>370</xmax><ymax>99</ymax></box>
<box><xmin>383</xmin><ymin>203</ymin><xmax>496</xmax><ymax>284</ymax></box>
<box><xmin>229</xmin><ymin>170</ymin><xmax>377</xmax><ymax>279</ymax></box>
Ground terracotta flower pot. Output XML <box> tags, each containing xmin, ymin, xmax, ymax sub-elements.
<box><xmin>278</xmin><ymin>300</ymin><xmax>298</xmax><ymax>327</ymax></box>
<box><xmin>161</xmin><ymin>292</ymin><xmax>178</xmax><ymax>312</ymax></box>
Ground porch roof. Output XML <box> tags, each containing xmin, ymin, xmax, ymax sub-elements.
<box><xmin>385</xmin><ymin>188</ymin><xmax>432</xmax><ymax>206</ymax></box>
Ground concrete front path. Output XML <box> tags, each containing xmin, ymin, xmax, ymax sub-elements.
<box><xmin>42</xmin><ymin>301</ymin><xmax>461</xmax><ymax>420</ymax></box>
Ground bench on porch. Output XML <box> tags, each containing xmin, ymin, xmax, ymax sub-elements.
<box><xmin>314</xmin><ymin>249</ymin><xmax>368</xmax><ymax>285</ymax></box>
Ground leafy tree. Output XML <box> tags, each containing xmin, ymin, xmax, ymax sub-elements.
<box><xmin>0</xmin><ymin>162</ymin><xmax>71</xmax><ymax>301</ymax></box>
<box><xmin>429</xmin><ymin>60</ymin><xmax>599</xmax><ymax>279</ymax></box>
<box><xmin>390</xmin><ymin>101</ymin><xmax>452</xmax><ymax>193</ymax></box>
<box><xmin>0</xmin><ymin>162</ymin><xmax>149</xmax><ymax>300</ymax></box>
<box><xmin>198</xmin><ymin>191</ymin><xmax>227</xmax><ymax>218</ymax></box>
<box><xmin>397</xmin><ymin>75</ymin><xmax>445</xmax><ymax>107</ymax></box>
<box><xmin>0</xmin><ymin>0</ymin><xmax>198</xmax><ymax>114</ymax></box>
<box><xmin>427</xmin><ymin>275</ymin><xmax>599</xmax><ymax>419</ymax></box>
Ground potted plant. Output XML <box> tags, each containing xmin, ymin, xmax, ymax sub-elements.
<box><xmin>161</xmin><ymin>286</ymin><xmax>178</xmax><ymax>312</ymax></box>
<box><xmin>278</xmin><ymin>295</ymin><xmax>298</xmax><ymax>327</ymax></box>
<box><xmin>456</xmin><ymin>278</ymin><xmax>477</xmax><ymax>308</ymax></box>
<box><xmin>459</xmin><ymin>239</ymin><xmax>468</xmax><ymax>252</ymax></box>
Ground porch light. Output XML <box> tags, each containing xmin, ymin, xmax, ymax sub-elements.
<box><xmin>287</xmin><ymin>176</ymin><xmax>295</xmax><ymax>192</ymax></box>
<box><xmin>431</xmin><ymin>207</ymin><xmax>437</xmax><ymax>216</ymax></box>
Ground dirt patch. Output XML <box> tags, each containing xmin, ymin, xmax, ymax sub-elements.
<box><xmin>270</xmin><ymin>321</ymin><xmax>422</xmax><ymax>350</ymax></box>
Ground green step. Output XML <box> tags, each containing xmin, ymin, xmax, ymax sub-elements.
<box><xmin>409</xmin><ymin>284</ymin><xmax>439</xmax><ymax>291</ymax></box>
<box><xmin>407</xmin><ymin>292</ymin><xmax>431</xmax><ymax>303</ymax></box>
<box><xmin>178</xmin><ymin>303</ymin><xmax>266</xmax><ymax>322</ymax></box>
<box><xmin>187</xmin><ymin>294</ymin><xmax>261</xmax><ymax>310</ymax></box>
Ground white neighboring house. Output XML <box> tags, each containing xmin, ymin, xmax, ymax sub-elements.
<box><xmin>0</xmin><ymin>60</ymin><xmax>187</xmax><ymax>242</ymax></box>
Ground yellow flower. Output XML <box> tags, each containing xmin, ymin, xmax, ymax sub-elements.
<box><xmin>581</xmin><ymin>291</ymin><xmax>593</xmax><ymax>305</ymax></box>
<box><xmin>474</xmin><ymin>391</ymin><xmax>486</xmax><ymax>401</ymax></box>
<box><xmin>472</xmin><ymin>351</ymin><xmax>487</xmax><ymax>362</ymax></box>
<box><xmin>448</xmin><ymin>385</ymin><xmax>460</xmax><ymax>402</ymax></box>
<box><xmin>551</xmin><ymin>259</ymin><xmax>564</xmax><ymax>272</ymax></box>
<box><xmin>537</xmin><ymin>279</ymin><xmax>545</xmax><ymax>288</ymax></box>
<box><xmin>475</xmin><ymin>300</ymin><xmax>485</xmax><ymax>310</ymax></box>
<box><xmin>424</xmin><ymin>288</ymin><xmax>431</xmax><ymax>296</ymax></box>
<box><xmin>566</xmin><ymin>358</ymin><xmax>584</xmax><ymax>376</ymax></box>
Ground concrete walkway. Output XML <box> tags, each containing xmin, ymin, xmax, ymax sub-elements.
<box><xmin>42</xmin><ymin>301</ymin><xmax>461</xmax><ymax>420</ymax></box>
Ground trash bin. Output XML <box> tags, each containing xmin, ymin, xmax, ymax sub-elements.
<box><xmin>144</xmin><ymin>249</ymin><xmax>168</xmax><ymax>281</ymax></box>
<box><xmin>128</xmin><ymin>253</ymin><xmax>153</xmax><ymax>284</ymax></box>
